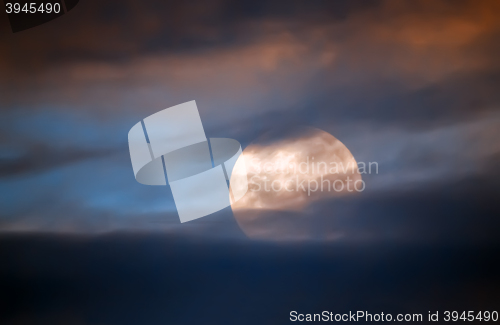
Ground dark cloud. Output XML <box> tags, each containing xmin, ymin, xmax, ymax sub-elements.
<box><xmin>0</xmin><ymin>0</ymin><xmax>379</xmax><ymax>67</ymax></box>
<box><xmin>0</xmin><ymin>233</ymin><xmax>499</xmax><ymax>324</ymax></box>
<box><xmin>0</xmin><ymin>143</ymin><xmax>121</xmax><ymax>177</ymax></box>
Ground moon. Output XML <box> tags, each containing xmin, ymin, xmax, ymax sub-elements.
<box><xmin>230</xmin><ymin>126</ymin><xmax>363</xmax><ymax>241</ymax></box>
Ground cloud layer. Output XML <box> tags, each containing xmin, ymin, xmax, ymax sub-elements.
<box><xmin>0</xmin><ymin>0</ymin><xmax>499</xmax><ymax>241</ymax></box>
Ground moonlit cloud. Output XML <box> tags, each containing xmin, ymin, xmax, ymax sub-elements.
<box><xmin>230</xmin><ymin>127</ymin><xmax>364</xmax><ymax>241</ymax></box>
<box><xmin>231</xmin><ymin>128</ymin><xmax>361</xmax><ymax>212</ymax></box>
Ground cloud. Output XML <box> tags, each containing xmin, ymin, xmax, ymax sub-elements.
<box><xmin>0</xmin><ymin>144</ymin><xmax>119</xmax><ymax>177</ymax></box>
<box><xmin>0</xmin><ymin>0</ymin><xmax>499</xmax><ymax>238</ymax></box>
<box><xmin>231</xmin><ymin>127</ymin><xmax>362</xmax><ymax>212</ymax></box>
<box><xmin>2</xmin><ymin>0</ymin><xmax>498</xmax><ymax>120</ymax></box>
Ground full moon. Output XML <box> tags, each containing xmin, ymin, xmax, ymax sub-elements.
<box><xmin>230</xmin><ymin>127</ymin><xmax>363</xmax><ymax>241</ymax></box>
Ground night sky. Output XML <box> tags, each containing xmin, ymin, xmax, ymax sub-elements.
<box><xmin>1</xmin><ymin>0</ymin><xmax>500</xmax><ymax>324</ymax></box>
